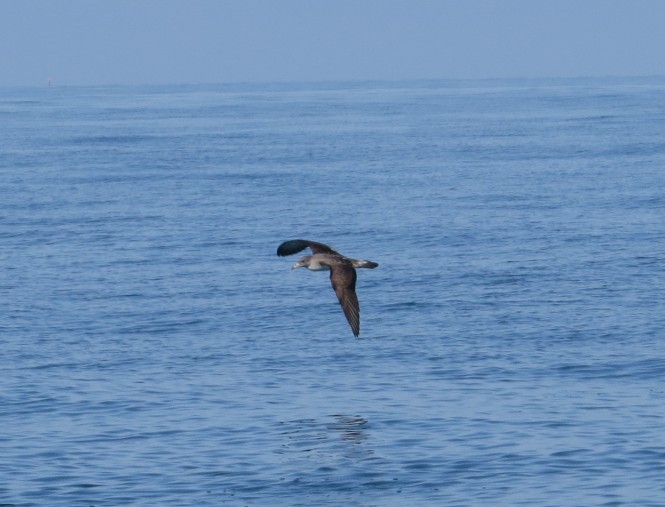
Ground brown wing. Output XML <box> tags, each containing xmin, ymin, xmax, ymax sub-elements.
<box><xmin>329</xmin><ymin>264</ymin><xmax>360</xmax><ymax>337</ymax></box>
<box><xmin>277</xmin><ymin>239</ymin><xmax>341</xmax><ymax>257</ymax></box>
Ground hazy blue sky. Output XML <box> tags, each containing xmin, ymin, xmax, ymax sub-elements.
<box><xmin>2</xmin><ymin>0</ymin><xmax>665</xmax><ymax>87</ymax></box>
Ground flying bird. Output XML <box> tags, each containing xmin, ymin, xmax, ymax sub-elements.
<box><xmin>277</xmin><ymin>239</ymin><xmax>378</xmax><ymax>337</ymax></box>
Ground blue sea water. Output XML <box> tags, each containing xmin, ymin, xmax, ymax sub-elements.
<box><xmin>1</xmin><ymin>77</ymin><xmax>665</xmax><ymax>506</ymax></box>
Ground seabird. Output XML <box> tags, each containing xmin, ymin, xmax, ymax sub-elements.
<box><xmin>277</xmin><ymin>239</ymin><xmax>378</xmax><ymax>337</ymax></box>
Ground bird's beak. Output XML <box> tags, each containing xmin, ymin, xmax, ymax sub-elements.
<box><xmin>291</xmin><ymin>262</ymin><xmax>302</xmax><ymax>270</ymax></box>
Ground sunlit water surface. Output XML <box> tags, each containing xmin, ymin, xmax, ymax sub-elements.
<box><xmin>2</xmin><ymin>78</ymin><xmax>665</xmax><ymax>506</ymax></box>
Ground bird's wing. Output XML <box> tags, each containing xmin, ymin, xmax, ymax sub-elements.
<box><xmin>277</xmin><ymin>239</ymin><xmax>340</xmax><ymax>257</ymax></box>
<box><xmin>329</xmin><ymin>264</ymin><xmax>360</xmax><ymax>337</ymax></box>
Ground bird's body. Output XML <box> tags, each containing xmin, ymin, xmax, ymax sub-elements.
<box><xmin>296</xmin><ymin>254</ymin><xmax>332</xmax><ymax>271</ymax></box>
<box><xmin>277</xmin><ymin>239</ymin><xmax>378</xmax><ymax>337</ymax></box>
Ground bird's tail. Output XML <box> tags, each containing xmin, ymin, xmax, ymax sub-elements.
<box><xmin>351</xmin><ymin>259</ymin><xmax>379</xmax><ymax>269</ymax></box>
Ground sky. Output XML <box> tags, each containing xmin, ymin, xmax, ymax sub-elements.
<box><xmin>2</xmin><ymin>0</ymin><xmax>665</xmax><ymax>87</ymax></box>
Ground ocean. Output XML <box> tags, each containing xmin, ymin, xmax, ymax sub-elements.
<box><xmin>1</xmin><ymin>77</ymin><xmax>665</xmax><ymax>506</ymax></box>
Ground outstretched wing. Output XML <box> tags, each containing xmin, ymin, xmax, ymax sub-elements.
<box><xmin>329</xmin><ymin>264</ymin><xmax>360</xmax><ymax>337</ymax></box>
<box><xmin>277</xmin><ymin>239</ymin><xmax>340</xmax><ymax>257</ymax></box>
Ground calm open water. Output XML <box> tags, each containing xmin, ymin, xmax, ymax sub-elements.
<box><xmin>2</xmin><ymin>77</ymin><xmax>665</xmax><ymax>506</ymax></box>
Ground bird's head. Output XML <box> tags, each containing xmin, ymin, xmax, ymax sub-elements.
<box><xmin>291</xmin><ymin>255</ymin><xmax>311</xmax><ymax>270</ymax></box>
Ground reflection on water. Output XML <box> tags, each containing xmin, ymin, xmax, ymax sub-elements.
<box><xmin>269</xmin><ymin>414</ymin><xmax>385</xmax><ymax>505</ymax></box>
<box><xmin>328</xmin><ymin>415</ymin><xmax>369</xmax><ymax>444</ymax></box>
<box><xmin>280</xmin><ymin>415</ymin><xmax>370</xmax><ymax>453</ymax></box>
